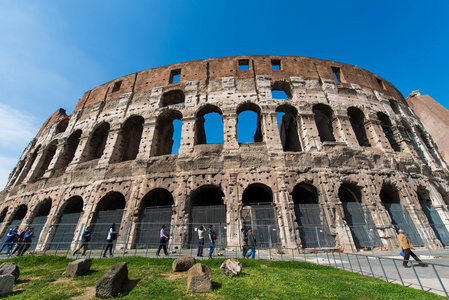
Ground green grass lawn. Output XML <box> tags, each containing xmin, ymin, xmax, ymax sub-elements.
<box><xmin>0</xmin><ymin>255</ymin><xmax>443</xmax><ymax>299</ymax></box>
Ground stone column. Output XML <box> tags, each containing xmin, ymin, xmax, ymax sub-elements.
<box><xmin>298</xmin><ymin>112</ymin><xmax>320</xmax><ymax>152</ymax></box>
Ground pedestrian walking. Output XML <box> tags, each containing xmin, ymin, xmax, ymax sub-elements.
<box><xmin>208</xmin><ymin>225</ymin><xmax>216</xmax><ymax>259</ymax></box>
<box><xmin>197</xmin><ymin>225</ymin><xmax>205</xmax><ymax>257</ymax></box>
<box><xmin>11</xmin><ymin>226</ymin><xmax>29</xmax><ymax>255</ymax></box>
<box><xmin>17</xmin><ymin>227</ymin><xmax>35</xmax><ymax>256</ymax></box>
<box><xmin>103</xmin><ymin>223</ymin><xmax>117</xmax><ymax>258</ymax></box>
<box><xmin>397</xmin><ymin>229</ymin><xmax>427</xmax><ymax>268</ymax></box>
<box><xmin>240</xmin><ymin>228</ymin><xmax>248</xmax><ymax>258</ymax></box>
<box><xmin>156</xmin><ymin>225</ymin><xmax>169</xmax><ymax>257</ymax></box>
<box><xmin>246</xmin><ymin>227</ymin><xmax>256</xmax><ymax>259</ymax></box>
<box><xmin>73</xmin><ymin>226</ymin><xmax>92</xmax><ymax>256</ymax></box>
<box><xmin>0</xmin><ymin>226</ymin><xmax>18</xmax><ymax>255</ymax></box>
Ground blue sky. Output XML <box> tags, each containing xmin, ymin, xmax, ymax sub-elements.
<box><xmin>0</xmin><ymin>1</ymin><xmax>448</xmax><ymax>188</ymax></box>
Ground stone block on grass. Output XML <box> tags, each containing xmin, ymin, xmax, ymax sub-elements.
<box><xmin>95</xmin><ymin>262</ymin><xmax>128</xmax><ymax>299</ymax></box>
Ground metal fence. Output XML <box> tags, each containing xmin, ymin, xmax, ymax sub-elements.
<box><xmin>0</xmin><ymin>221</ymin><xmax>448</xmax><ymax>297</ymax></box>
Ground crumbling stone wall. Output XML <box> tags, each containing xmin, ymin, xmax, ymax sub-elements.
<box><xmin>0</xmin><ymin>55</ymin><xmax>448</xmax><ymax>252</ymax></box>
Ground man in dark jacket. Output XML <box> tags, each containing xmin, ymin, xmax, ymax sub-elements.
<box><xmin>246</xmin><ymin>227</ymin><xmax>256</xmax><ymax>259</ymax></box>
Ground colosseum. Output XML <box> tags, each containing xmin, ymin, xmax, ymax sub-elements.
<box><xmin>0</xmin><ymin>55</ymin><xmax>448</xmax><ymax>253</ymax></box>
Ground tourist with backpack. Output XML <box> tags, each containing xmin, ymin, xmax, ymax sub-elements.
<box><xmin>0</xmin><ymin>226</ymin><xmax>18</xmax><ymax>255</ymax></box>
<box><xmin>73</xmin><ymin>226</ymin><xmax>92</xmax><ymax>256</ymax></box>
<box><xmin>103</xmin><ymin>223</ymin><xmax>117</xmax><ymax>258</ymax></box>
<box><xmin>208</xmin><ymin>225</ymin><xmax>217</xmax><ymax>259</ymax></box>
<box><xmin>240</xmin><ymin>228</ymin><xmax>248</xmax><ymax>258</ymax></box>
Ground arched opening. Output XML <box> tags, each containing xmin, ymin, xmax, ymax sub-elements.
<box><xmin>416</xmin><ymin>126</ymin><xmax>440</xmax><ymax>164</ymax></box>
<box><xmin>55</xmin><ymin>130</ymin><xmax>82</xmax><ymax>170</ymax></box>
<box><xmin>237</xmin><ymin>103</ymin><xmax>262</xmax><ymax>143</ymax></box>
<box><xmin>90</xmin><ymin>192</ymin><xmax>126</xmax><ymax>249</ymax></box>
<box><xmin>271</xmin><ymin>81</ymin><xmax>291</xmax><ymax>100</ymax></box>
<box><xmin>28</xmin><ymin>199</ymin><xmax>52</xmax><ymax>251</ymax></box>
<box><xmin>348</xmin><ymin>107</ymin><xmax>370</xmax><ymax>147</ymax></box>
<box><xmin>389</xmin><ymin>99</ymin><xmax>400</xmax><ymax>115</ymax></box>
<box><xmin>379</xmin><ymin>185</ymin><xmax>423</xmax><ymax>246</ymax></box>
<box><xmin>377</xmin><ymin>112</ymin><xmax>400</xmax><ymax>152</ymax></box>
<box><xmin>118</xmin><ymin>116</ymin><xmax>144</xmax><ymax>162</ymax></box>
<box><xmin>34</xmin><ymin>141</ymin><xmax>58</xmax><ymax>181</ymax></box>
<box><xmin>15</xmin><ymin>145</ymin><xmax>41</xmax><ymax>185</ymax></box>
<box><xmin>400</xmin><ymin>121</ymin><xmax>425</xmax><ymax>161</ymax></box>
<box><xmin>50</xmin><ymin>196</ymin><xmax>83</xmax><ymax>250</ymax></box>
<box><xmin>189</xmin><ymin>186</ymin><xmax>226</xmax><ymax>247</ymax></box>
<box><xmin>242</xmin><ymin>184</ymin><xmax>280</xmax><ymax>248</ymax></box>
<box><xmin>417</xmin><ymin>187</ymin><xmax>449</xmax><ymax>246</ymax></box>
<box><xmin>81</xmin><ymin>122</ymin><xmax>110</xmax><ymax>162</ymax></box>
<box><xmin>0</xmin><ymin>208</ymin><xmax>8</xmax><ymax>224</ymax></box>
<box><xmin>151</xmin><ymin>110</ymin><xmax>183</xmax><ymax>156</ymax></box>
<box><xmin>9</xmin><ymin>204</ymin><xmax>28</xmax><ymax>228</ymax></box>
<box><xmin>292</xmin><ymin>183</ymin><xmax>334</xmax><ymax>248</ymax></box>
<box><xmin>313</xmin><ymin>104</ymin><xmax>336</xmax><ymax>142</ymax></box>
<box><xmin>276</xmin><ymin>105</ymin><xmax>301</xmax><ymax>152</ymax></box>
<box><xmin>55</xmin><ymin>118</ymin><xmax>69</xmax><ymax>134</ymax></box>
<box><xmin>194</xmin><ymin>105</ymin><xmax>224</xmax><ymax>145</ymax></box>
<box><xmin>134</xmin><ymin>189</ymin><xmax>174</xmax><ymax>248</ymax></box>
<box><xmin>160</xmin><ymin>90</ymin><xmax>185</xmax><ymax>107</ymax></box>
<box><xmin>339</xmin><ymin>183</ymin><xmax>382</xmax><ymax>249</ymax></box>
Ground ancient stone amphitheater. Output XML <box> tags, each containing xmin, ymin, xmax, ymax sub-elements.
<box><xmin>1</xmin><ymin>55</ymin><xmax>448</xmax><ymax>253</ymax></box>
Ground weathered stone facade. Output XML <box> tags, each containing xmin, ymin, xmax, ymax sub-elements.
<box><xmin>0</xmin><ymin>55</ymin><xmax>448</xmax><ymax>252</ymax></box>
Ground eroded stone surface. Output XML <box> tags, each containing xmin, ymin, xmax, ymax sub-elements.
<box><xmin>173</xmin><ymin>256</ymin><xmax>196</xmax><ymax>272</ymax></box>
<box><xmin>187</xmin><ymin>263</ymin><xmax>212</xmax><ymax>294</ymax></box>
<box><xmin>0</xmin><ymin>55</ymin><xmax>448</xmax><ymax>254</ymax></box>
<box><xmin>220</xmin><ymin>258</ymin><xmax>242</xmax><ymax>276</ymax></box>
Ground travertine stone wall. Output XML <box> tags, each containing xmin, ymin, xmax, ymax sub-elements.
<box><xmin>0</xmin><ymin>55</ymin><xmax>448</xmax><ymax>252</ymax></box>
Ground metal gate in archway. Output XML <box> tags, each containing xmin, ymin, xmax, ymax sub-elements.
<box><xmin>342</xmin><ymin>202</ymin><xmax>382</xmax><ymax>249</ymax></box>
<box><xmin>421</xmin><ymin>203</ymin><xmax>449</xmax><ymax>246</ymax></box>
<box><xmin>188</xmin><ymin>205</ymin><xmax>226</xmax><ymax>248</ymax></box>
<box><xmin>134</xmin><ymin>205</ymin><xmax>173</xmax><ymax>248</ymax></box>
<box><xmin>242</xmin><ymin>203</ymin><xmax>281</xmax><ymax>248</ymax></box>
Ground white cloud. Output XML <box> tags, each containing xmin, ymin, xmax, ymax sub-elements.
<box><xmin>0</xmin><ymin>104</ymin><xmax>38</xmax><ymax>148</ymax></box>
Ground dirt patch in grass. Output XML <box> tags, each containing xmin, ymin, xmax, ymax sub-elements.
<box><xmin>51</xmin><ymin>277</ymin><xmax>71</xmax><ymax>284</ymax></box>
<box><xmin>164</xmin><ymin>272</ymin><xmax>188</xmax><ymax>281</ymax></box>
<box><xmin>72</xmin><ymin>286</ymin><xmax>96</xmax><ymax>300</ymax></box>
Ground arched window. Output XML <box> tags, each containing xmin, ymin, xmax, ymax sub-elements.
<box><xmin>151</xmin><ymin>110</ymin><xmax>183</xmax><ymax>156</ymax></box>
<box><xmin>389</xmin><ymin>99</ymin><xmax>400</xmax><ymax>115</ymax></box>
<box><xmin>55</xmin><ymin>130</ymin><xmax>82</xmax><ymax>170</ymax></box>
<box><xmin>15</xmin><ymin>145</ymin><xmax>41</xmax><ymax>185</ymax></box>
<box><xmin>242</xmin><ymin>183</ymin><xmax>280</xmax><ymax>248</ymax></box>
<box><xmin>416</xmin><ymin>126</ymin><xmax>441</xmax><ymax>163</ymax></box>
<box><xmin>292</xmin><ymin>183</ymin><xmax>334</xmax><ymax>248</ymax></box>
<box><xmin>276</xmin><ymin>105</ymin><xmax>301</xmax><ymax>152</ymax></box>
<box><xmin>237</xmin><ymin>103</ymin><xmax>262</xmax><ymax>143</ymax></box>
<box><xmin>81</xmin><ymin>122</ymin><xmax>110</xmax><ymax>162</ymax></box>
<box><xmin>160</xmin><ymin>90</ymin><xmax>185</xmax><ymax>107</ymax></box>
<box><xmin>55</xmin><ymin>118</ymin><xmax>69</xmax><ymax>134</ymax></box>
<box><xmin>34</xmin><ymin>141</ymin><xmax>58</xmax><ymax>180</ymax></box>
<box><xmin>313</xmin><ymin>104</ymin><xmax>336</xmax><ymax>142</ymax></box>
<box><xmin>135</xmin><ymin>189</ymin><xmax>175</xmax><ymax>248</ymax></box>
<box><xmin>348</xmin><ymin>107</ymin><xmax>370</xmax><ymax>147</ymax></box>
<box><xmin>339</xmin><ymin>183</ymin><xmax>381</xmax><ymax>249</ymax></box>
<box><xmin>195</xmin><ymin>105</ymin><xmax>224</xmax><ymax>145</ymax></box>
<box><xmin>113</xmin><ymin>116</ymin><xmax>144</xmax><ymax>162</ymax></box>
<box><xmin>377</xmin><ymin>112</ymin><xmax>400</xmax><ymax>152</ymax></box>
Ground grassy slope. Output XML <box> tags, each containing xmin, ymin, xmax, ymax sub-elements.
<box><xmin>0</xmin><ymin>256</ymin><xmax>443</xmax><ymax>300</ymax></box>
